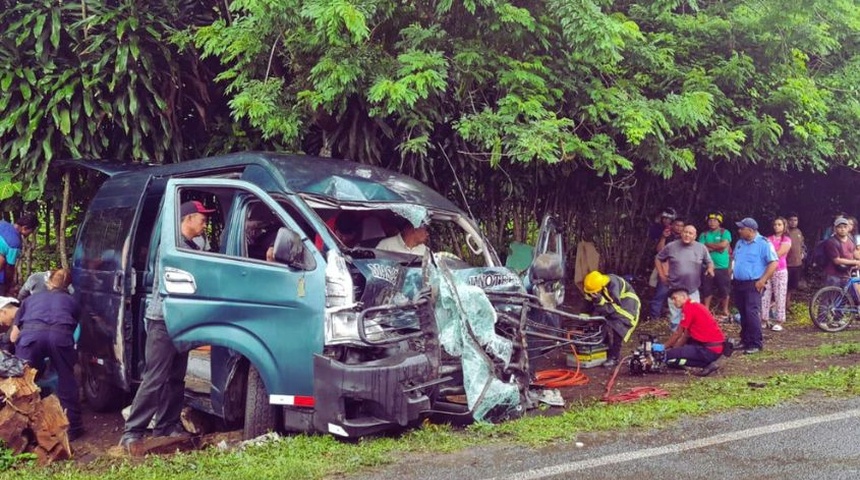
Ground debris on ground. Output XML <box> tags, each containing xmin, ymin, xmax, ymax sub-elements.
<box><xmin>0</xmin><ymin>366</ymin><xmax>72</xmax><ymax>463</ymax></box>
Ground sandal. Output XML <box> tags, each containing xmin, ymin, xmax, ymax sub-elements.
<box><xmin>771</xmin><ymin>323</ymin><xmax>784</xmax><ymax>332</ymax></box>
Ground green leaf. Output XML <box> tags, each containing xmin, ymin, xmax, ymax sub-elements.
<box><xmin>41</xmin><ymin>136</ymin><xmax>53</xmax><ymax>161</ymax></box>
<box><xmin>50</xmin><ymin>8</ymin><xmax>60</xmax><ymax>49</ymax></box>
<box><xmin>58</xmin><ymin>109</ymin><xmax>71</xmax><ymax>135</ymax></box>
<box><xmin>0</xmin><ymin>181</ymin><xmax>23</xmax><ymax>201</ymax></box>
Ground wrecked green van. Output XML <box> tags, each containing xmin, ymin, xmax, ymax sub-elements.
<box><xmin>69</xmin><ymin>152</ymin><xmax>567</xmax><ymax>439</ymax></box>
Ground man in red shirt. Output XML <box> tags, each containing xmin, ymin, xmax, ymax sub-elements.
<box><xmin>663</xmin><ymin>288</ymin><xmax>726</xmax><ymax>376</ymax></box>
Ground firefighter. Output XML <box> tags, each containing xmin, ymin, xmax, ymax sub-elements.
<box><xmin>583</xmin><ymin>270</ymin><xmax>641</xmax><ymax>368</ymax></box>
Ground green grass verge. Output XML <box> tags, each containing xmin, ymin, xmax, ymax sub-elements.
<box><xmin>7</xmin><ymin>342</ymin><xmax>860</xmax><ymax>480</ymax></box>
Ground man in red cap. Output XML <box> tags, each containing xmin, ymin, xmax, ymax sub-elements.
<box><xmin>119</xmin><ymin>200</ymin><xmax>215</xmax><ymax>449</ymax></box>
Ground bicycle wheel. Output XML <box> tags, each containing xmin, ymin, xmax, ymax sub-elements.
<box><xmin>809</xmin><ymin>286</ymin><xmax>854</xmax><ymax>332</ymax></box>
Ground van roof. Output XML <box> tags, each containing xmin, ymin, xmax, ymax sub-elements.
<box><xmin>62</xmin><ymin>152</ymin><xmax>462</xmax><ymax>213</ymax></box>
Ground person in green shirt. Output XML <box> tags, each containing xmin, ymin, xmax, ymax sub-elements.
<box><xmin>698</xmin><ymin>212</ymin><xmax>732</xmax><ymax>321</ymax></box>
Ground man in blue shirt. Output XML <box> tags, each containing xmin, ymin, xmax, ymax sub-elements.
<box><xmin>0</xmin><ymin>214</ymin><xmax>38</xmax><ymax>296</ymax></box>
<box><xmin>732</xmin><ymin>217</ymin><xmax>778</xmax><ymax>354</ymax></box>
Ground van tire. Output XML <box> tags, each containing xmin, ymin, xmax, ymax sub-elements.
<box><xmin>243</xmin><ymin>365</ymin><xmax>280</xmax><ymax>439</ymax></box>
<box><xmin>81</xmin><ymin>361</ymin><xmax>124</xmax><ymax>412</ymax></box>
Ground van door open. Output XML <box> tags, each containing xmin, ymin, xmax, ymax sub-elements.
<box><xmin>75</xmin><ymin>174</ymin><xmax>153</xmax><ymax>411</ymax></box>
<box><xmin>156</xmin><ymin>178</ymin><xmax>326</xmax><ymax>417</ymax></box>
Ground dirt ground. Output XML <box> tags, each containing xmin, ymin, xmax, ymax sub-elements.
<box><xmin>64</xmin><ymin>287</ymin><xmax>860</xmax><ymax>462</ymax></box>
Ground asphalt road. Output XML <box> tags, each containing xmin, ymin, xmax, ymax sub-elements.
<box><xmin>346</xmin><ymin>396</ymin><xmax>860</xmax><ymax>480</ymax></box>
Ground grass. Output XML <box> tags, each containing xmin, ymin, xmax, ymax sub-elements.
<box><xmin>6</xmin><ymin>302</ymin><xmax>860</xmax><ymax>480</ymax></box>
<box><xmin>8</xmin><ymin>351</ymin><xmax>860</xmax><ymax>480</ymax></box>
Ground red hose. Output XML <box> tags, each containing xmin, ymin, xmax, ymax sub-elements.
<box><xmin>601</xmin><ymin>355</ymin><xmax>670</xmax><ymax>403</ymax></box>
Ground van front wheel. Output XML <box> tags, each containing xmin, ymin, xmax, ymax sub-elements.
<box><xmin>243</xmin><ymin>365</ymin><xmax>280</xmax><ymax>439</ymax></box>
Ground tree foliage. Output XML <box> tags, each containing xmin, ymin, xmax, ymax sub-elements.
<box><xmin>190</xmin><ymin>0</ymin><xmax>860</xmax><ymax>272</ymax></box>
<box><xmin>5</xmin><ymin>0</ymin><xmax>860</xmax><ymax>277</ymax></box>
<box><xmin>0</xmin><ymin>0</ymin><xmax>225</xmax><ymax>204</ymax></box>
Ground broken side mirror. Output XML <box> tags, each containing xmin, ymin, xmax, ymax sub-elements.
<box><xmin>273</xmin><ymin>227</ymin><xmax>316</xmax><ymax>270</ymax></box>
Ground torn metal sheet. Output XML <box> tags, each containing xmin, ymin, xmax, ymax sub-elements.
<box><xmin>429</xmin><ymin>261</ymin><xmax>522</xmax><ymax>422</ymax></box>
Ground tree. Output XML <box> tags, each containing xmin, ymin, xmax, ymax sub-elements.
<box><xmin>0</xmin><ymin>0</ymin><xmax>231</xmax><ymax>274</ymax></box>
<box><xmin>193</xmin><ymin>0</ymin><xmax>860</xmax><ymax>273</ymax></box>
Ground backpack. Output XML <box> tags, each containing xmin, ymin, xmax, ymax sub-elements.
<box><xmin>811</xmin><ymin>237</ymin><xmax>839</xmax><ymax>269</ymax></box>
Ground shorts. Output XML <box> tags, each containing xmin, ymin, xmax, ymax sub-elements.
<box><xmin>787</xmin><ymin>266</ymin><xmax>802</xmax><ymax>290</ymax></box>
<box><xmin>700</xmin><ymin>269</ymin><xmax>731</xmax><ymax>299</ymax></box>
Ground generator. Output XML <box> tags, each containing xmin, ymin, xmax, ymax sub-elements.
<box><xmin>628</xmin><ymin>334</ymin><xmax>666</xmax><ymax>375</ymax></box>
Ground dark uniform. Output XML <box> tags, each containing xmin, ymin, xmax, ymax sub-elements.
<box><xmin>587</xmin><ymin>275</ymin><xmax>640</xmax><ymax>363</ymax></box>
<box><xmin>14</xmin><ymin>289</ymin><xmax>83</xmax><ymax>436</ymax></box>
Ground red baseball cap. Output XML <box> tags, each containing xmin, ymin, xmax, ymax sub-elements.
<box><xmin>180</xmin><ymin>200</ymin><xmax>216</xmax><ymax>217</ymax></box>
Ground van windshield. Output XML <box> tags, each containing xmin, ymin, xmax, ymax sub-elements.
<box><xmin>312</xmin><ymin>206</ymin><xmax>495</xmax><ymax>268</ymax></box>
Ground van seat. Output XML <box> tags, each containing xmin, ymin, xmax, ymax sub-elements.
<box><xmin>359</xmin><ymin>216</ymin><xmax>386</xmax><ymax>247</ymax></box>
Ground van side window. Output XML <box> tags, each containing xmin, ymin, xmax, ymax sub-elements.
<box><xmin>75</xmin><ymin>207</ymin><xmax>135</xmax><ymax>271</ymax></box>
<box><xmin>176</xmin><ymin>191</ymin><xmax>224</xmax><ymax>253</ymax></box>
<box><xmin>245</xmin><ymin>201</ymin><xmax>288</xmax><ymax>261</ymax></box>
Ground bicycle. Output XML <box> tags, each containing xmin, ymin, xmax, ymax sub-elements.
<box><xmin>808</xmin><ymin>272</ymin><xmax>860</xmax><ymax>332</ymax></box>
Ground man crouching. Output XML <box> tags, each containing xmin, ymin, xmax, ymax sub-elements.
<box><xmin>663</xmin><ymin>288</ymin><xmax>727</xmax><ymax>377</ymax></box>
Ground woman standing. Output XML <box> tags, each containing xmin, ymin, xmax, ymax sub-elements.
<box><xmin>13</xmin><ymin>268</ymin><xmax>83</xmax><ymax>439</ymax></box>
<box><xmin>761</xmin><ymin>217</ymin><xmax>792</xmax><ymax>331</ymax></box>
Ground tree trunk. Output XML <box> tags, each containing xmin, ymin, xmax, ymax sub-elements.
<box><xmin>59</xmin><ymin>172</ymin><xmax>71</xmax><ymax>269</ymax></box>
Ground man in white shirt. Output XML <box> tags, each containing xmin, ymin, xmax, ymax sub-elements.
<box><xmin>376</xmin><ymin>223</ymin><xmax>429</xmax><ymax>256</ymax></box>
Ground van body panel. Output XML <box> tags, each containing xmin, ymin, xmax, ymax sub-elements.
<box><xmin>73</xmin><ymin>173</ymin><xmax>152</xmax><ymax>396</ymax></box>
<box><xmin>68</xmin><ymin>152</ymin><xmax>565</xmax><ymax>437</ymax></box>
<box><xmin>158</xmin><ymin>178</ymin><xmax>325</xmax><ymax>396</ymax></box>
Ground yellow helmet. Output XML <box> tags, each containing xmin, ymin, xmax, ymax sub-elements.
<box><xmin>583</xmin><ymin>271</ymin><xmax>610</xmax><ymax>294</ymax></box>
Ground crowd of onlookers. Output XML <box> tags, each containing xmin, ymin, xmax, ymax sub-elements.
<box><xmin>646</xmin><ymin>209</ymin><xmax>806</xmax><ymax>331</ymax></box>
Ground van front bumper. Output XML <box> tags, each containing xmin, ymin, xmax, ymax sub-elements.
<box><xmin>312</xmin><ymin>351</ymin><xmax>434</xmax><ymax>437</ymax></box>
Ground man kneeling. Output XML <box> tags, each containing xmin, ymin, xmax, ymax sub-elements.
<box><xmin>663</xmin><ymin>288</ymin><xmax>726</xmax><ymax>376</ymax></box>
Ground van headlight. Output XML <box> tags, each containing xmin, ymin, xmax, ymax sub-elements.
<box><xmin>325</xmin><ymin>307</ymin><xmax>390</xmax><ymax>344</ymax></box>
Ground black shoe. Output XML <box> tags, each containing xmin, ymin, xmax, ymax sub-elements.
<box><xmin>743</xmin><ymin>347</ymin><xmax>762</xmax><ymax>355</ymax></box>
<box><xmin>118</xmin><ymin>432</ymin><xmax>143</xmax><ymax>448</ymax></box>
<box><xmin>153</xmin><ymin>423</ymin><xmax>188</xmax><ymax>438</ymax></box>
<box><xmin>694</xmin><ymin>362</ymin><xmax>720</xmax><ymax>377</ymax></box>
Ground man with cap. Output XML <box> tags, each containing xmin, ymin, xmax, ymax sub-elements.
<box><xmin>583</xmin><ymin>270</ymin><xmax>640</xmax><ymax>368</ymax></box>
<box><xmin>823</xmin><ymin>216</ymin><xmax>860</xmax><ymax>287</ymax></box>
<box><xmin>732</xmin><ymin>217</ymin><xmax>778</xmax><ymax>354</ymax></box>
<box><xmin>698</xmin><ymin>212</ymin><xmax>732</xmax><ymax>321</ymax></box>
<box><xmin>119</xmin><ymin>200</ymin><xmax>215</xmax><ymax>448</ymax></box>
<box><xmin>664</xmin><ymin>288</ymin><xmax>726</xmax><ymax>376</ymax></box>
<box><xmin>0</xmin><ymin>214</ymin><xmax>38</xmax><ymax>296</ymax></box>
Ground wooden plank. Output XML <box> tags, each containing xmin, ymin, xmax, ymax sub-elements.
<box><xmin>32</xmin><ymin>394</ymin><xmax>71</xmax><ymax>459</ymax></box>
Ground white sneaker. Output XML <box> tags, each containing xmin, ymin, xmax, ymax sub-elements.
<box><xmin>771</xmin><ymin>324</ymin><xmax>784</xmax><ymax>332</ymax></box>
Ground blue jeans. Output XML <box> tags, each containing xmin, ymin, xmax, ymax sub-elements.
<box><xmin>649</xmin><ymin>281</ymin><xmax>670</xmax><ymax>318</ymax></box>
